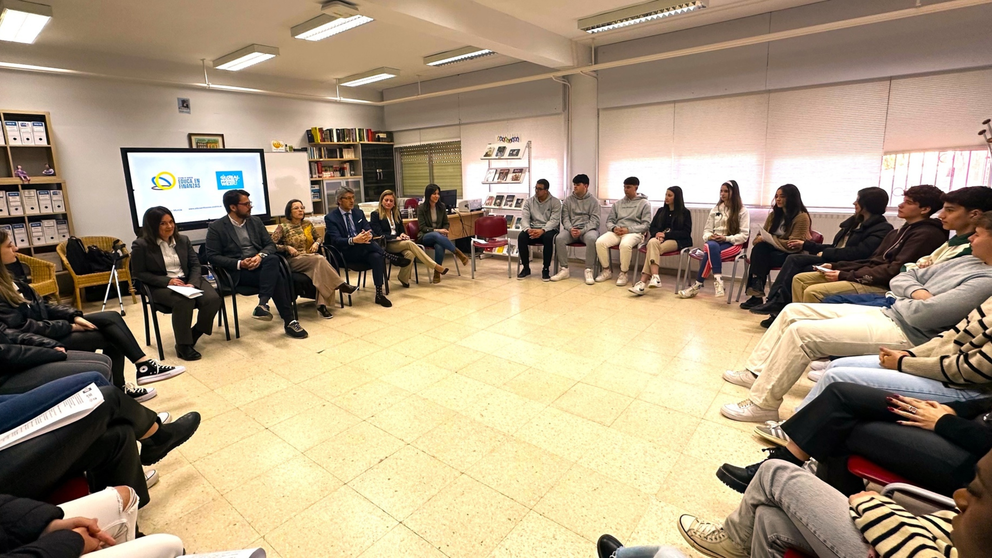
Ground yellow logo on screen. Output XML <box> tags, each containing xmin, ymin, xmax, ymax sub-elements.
<box><xmin>151</xmin><ymin>172</ymin><xmax>176</xmax><ymax>191</ymax></box>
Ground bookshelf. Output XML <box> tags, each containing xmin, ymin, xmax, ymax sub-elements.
<box><xmin>305</xmin><ymin>127</ymin><xmax>395</xmax><ymax>211</ymax></box>
<box><xmin>0</xmin><ymin>110</ymin><xmax>73</xmax><ymax>281</ymax></box>
<box><xmin>481</xmin><ymin>141</ymin><xmax>532</xmax><ymax>257</ymax></box>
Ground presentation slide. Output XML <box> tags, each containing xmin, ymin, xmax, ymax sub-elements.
<box><xmin>123</xmin><ymin>150</ymin><xmax>269</xmax><ymax>230</ymax></box>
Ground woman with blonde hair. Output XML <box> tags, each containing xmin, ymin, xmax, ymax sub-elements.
<box><xmin>270</xmin><ymin>199</ymin><xmax>356</xmax><ymax>319</ymax></box>
<box><xmin>371</xmin><ymin>190</ymin><xmax>448</xmax><ymax>285</ymax></box>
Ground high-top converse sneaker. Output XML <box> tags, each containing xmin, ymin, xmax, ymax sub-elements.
<box><xmin>677</xmin><ymin>515</ymin><xmax>747</xmax><ymax>558</ymax></box>
<box><xmin>136</xmin><ymin>360</ymin><xmax>186</xmax><ymax>385</ymax></box>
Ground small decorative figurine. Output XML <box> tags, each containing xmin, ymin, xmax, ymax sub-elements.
<box><xmin>41</xmin><ymin>164</ymin><xmax>55</xmax><ymax>176</ymax></box>
<box><xmin>14</xmin><ymin>165</ymin><xmax>30</xmax><ymax>183</ymax></box>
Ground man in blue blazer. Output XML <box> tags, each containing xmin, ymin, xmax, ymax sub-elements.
<box><xmin>324</xmin><ymin>186</ymin><xmax>409</xmax><ymax>307</ymax></box>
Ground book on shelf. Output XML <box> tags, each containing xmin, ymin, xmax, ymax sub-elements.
<box><xmin>503</xmin><ymin>194</ymin><xmax>515</xmax><ymax>207</ymax></box>
<box><xmin>510</xmin><ymin>168</ymin><xmax>524</xmax><ymax>182</ymax></box>
<box><xmin>514</xmin><ymin>198</ymin><xmax>524</xmax><ymax>209</ymax></box>
<box><xmin>485</xmin><ymin>195</ymin><xmax>495</xmax><ymax>207</ymax></box>
<box><xmin>482</xmin><ymin>144</ymin><xmax>496</xmax><ymax>158</ymax></box>
<box><xmin>495</xmin><ymin>146</ymin><xmax>507</xmax><ymax>158</ymax></box>
<box><xmin>493</xmin><ymin>194</ymin><xmax>505</xmax><ymax>207</ymax></box>
<box><xmin>484</xmin><ymin>169</ymin><xmax>498</xmax><ymax>183</ymax></box>
<box><xmin>512</xmin><ymin>216</ymin><xmax>522</xmax><ymax>229</ymax></box>
<box><xmin>309</xmin><ymin>161</ymin><xmax>352</xmax><ymax>178</ymax></box>
<box><xmin>311</xmin><ymin>188</ymin><xmax>322</xmax><ymax>201</ymax></box>
<box><xmin>507</xmin><ymin>147</ymin><xmax>521</xmax><ymax>158</ymax></box>
<box><xmin>503</xmin><ymin>214</ymin><xmax>513</xmax><ymax>227</ymax></box>
<box><xmin>496</xmin><ymin>169</ymin><xmax>510</xmax><ymax>182</ymax></box>
<box><xmin>307</xmin><ymin>127</ymin><xmax>392</xmax><ymax>144</ymax></box>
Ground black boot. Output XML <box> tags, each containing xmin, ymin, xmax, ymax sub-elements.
<box><xmin>739</xmin><ymin>295</ymin><xmax>764</xmax><ymax>310</ymax></box>
<box><xmin>716</xmin><ymin>446</ymin><xmax>805</xmax><ymax>494</ymax></box>
<box><xmin>375</xmin><ymin>286</ymin><xmax>392</xmax><ymax>308</ymax></box>
<box><xmin>384</xmin><ymin>252</ymin><xmax>412</xmax><ymax>268</ymax></box>
<box><xmin>140</xmin><ymin>412</ymin><xmax>201</xmax><ymax>465</ymax></box>
<box><xmin>760</xmin><ymin>313</ymin><xmax>777</xmax><ymax>329</ymax></box>
<box><xmin>750</xmin><ymin>289</ymin><xmax>788</xmax><ymax>315</ymax></box>
<box><xmin>338</xmin><ymin>282</ymin><xmax>358</xmax><ymax>294</ymax></box>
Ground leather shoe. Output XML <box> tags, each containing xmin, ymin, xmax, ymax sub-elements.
<box><xmin>400</xmin><ymin>280</ymin><xmax>410</xmax><ymax>288</ymax></box>
<box><xmin>760</xmin><ymin>314</ymin><xmax>777</xmax><ymax>328</ymax></box>
<box><xmin>375</xmin><ymin>293</ymin><xmax>392</xmax><ymax>307</ymax></box>
<box><xmin>597</xmin><ymin>534</ymin><xmax>623</xmax><ymax>558</ymax></box>
<box><xmin>338</xmin><ymin>283</ymin><xmax>358</xmax><ymax>294</ymax></box>
<box><xmin>739</xmin><ymin>296</ymin><xmax>763</xmax><ymax>310</ymax></box>
<box><xmin>517</xmin><ymin>267</ymin><xmax>531</xmax><ymax>279</ymax></box>
<box><xmin>175</xmin><ymin>344</ymin><xmax>201</xmax><ymax>361</ymax></box>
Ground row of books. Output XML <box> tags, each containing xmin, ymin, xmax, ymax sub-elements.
<box><xmin>306</xmin><ymin>146</ymin><xmax>356</xmax><ymax>159</ymax></box>
<box><xmin>306</xmin><ymin>127</ymin><xmax>393</xmax><ymax>144</ymax></box>
<box><xmin>1</xmin><ymin>220</ymin><xmax>70</xmax><ymax>248</ymax></box>
<box><xmin>484</xmin><ymin>168</ymin><xmax>525</xmax><ymax>184</ymax></box>
<box><xmin>0</xmin><ymin>189</ymin><xmax>66</xmax><ymax>216</ymax></box>
<box><xmin>309</xmin><ymin>161</ymin><xmax>353</xmax><ymax>179</ymax></box>
<box><xmin>482</xmin><ymin>144</ymin><xmax>523</xmax><ymax>159</ymax></box>
<box><xmin>2</xmin><ymin>121</ymin><xmax>48</xmax><ymax>146</ymax></box>
<box><xmin>485</xmin><ymin>194</ymin><xmax>525</xmax><ymax>209</ymax></box>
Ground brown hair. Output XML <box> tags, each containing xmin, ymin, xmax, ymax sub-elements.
<box><xmin>377</xmin><ymin>190</ymin><xmax>402</xmax><ymax>223</ymax></box>
<box><xmin>0</xmin><ymin>229</ymin><xmax>25</xmax><ymax>306</ymax></box>
<box><xmin>721</xmin><ymin>180</ymin><xmax>744</xmax><ymax>236</ymax></box>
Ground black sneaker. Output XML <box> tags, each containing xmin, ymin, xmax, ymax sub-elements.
<box><xmin>284</xmin><ymin>320</ymin><xmax>309</xmax><ymax>338</ymax></box>
<box><xmin>317</xmin><ymin>305</ymin><xmax>333</xmax><ymax>319</ymax></box>
<box><xmin>542</xmin><ymin>268</ymin><xmax>551</xmax><ymax>281</ymax></box>
<box><xmin>739</xmin><ymin>296</ymin><xmax>764</xmax><ymax>310</ymax></box>
<box><xmin>760</xmin><ymin>314</ymin><xmax>777</xmax><ymax>329</ymax></box>
<box><xmin>252</xmin><ymin>304</ymin><xmax>273</xmax><ymax>321</ymax></box>
<box><xmin>140</xmin><ymin>412</ymin><xmax>201</xmax><ymax>466</ymax></box>
<box><xmin>125</xmin><ymin>383</ymin><xmax>156</xmax><ymax>403</ymax></box>
<box><xmin>716</xmin><ymin>446</ymin><xmax>801</xmax><ymax>494</ymax></box>
<box><xmin>375</xmin><ymin>293</ymin><xmax>392</xmax><ymax>308</ymax></box>
<box><xmin>749</xmin><ymin>299</ymin><xmax>783</xmax><ymax>315</ymax></box>
<box><xmin>517</xmin><ymin>267</ymin><xmax>531</xmax><ymax>279</ymax></box>
<box><xmin>597</xmin><ymin>534</ymin><xmax>623</xmax><ymax>558</ymax></box>
<box><xmin>136</xmin><ymin>360</ymin><xmax>186</xmax><ymax>385</ymax></box>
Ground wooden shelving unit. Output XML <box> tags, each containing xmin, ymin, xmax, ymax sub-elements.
<box><xmin>306</xmin><ymin>135</ymin><xmax>395</xmax><ymax>212</ymax></box>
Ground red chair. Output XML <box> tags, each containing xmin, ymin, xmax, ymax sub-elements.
<box><xmin>678</xmin><ymin>239</ymin><xmax>749</xmax><ymax>304</ymax></box>
<box><xmin>405</xmin><ymin>220</ymin><xmax>461</xmax><ymax>277</ymax></box>
<box><xmin>735</xmin><ymin>231</ymin><xmax>823</xmax><ymax>303</ymax></box>
<box><xmin>471</xmin><ymin>216</ymin><xmax>511</xmax><ymax>279</ymax></box>
<box><xmin>605</xmin><ymin>237</ymin><xmax>647</xmax><ymax>278</ymax></box>
<box><xmin>45</xmin><ymin>476</ymin><xmax>90</xmax><ymax>505</ymax></box>
<box><xmin>403</xmin><ymin>198</ymin><xmax>420</xmax><ymax>210</ymax></box>
<box><xmin>636</xmin><ymin>244</ymin><xmax>686</xmax><ymax>293</ymax></box>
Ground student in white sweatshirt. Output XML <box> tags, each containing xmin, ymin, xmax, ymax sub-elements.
<box><xmin>678</xmin><ymin>180</ymin><xmax>750</xmax><ymax>298</ymax></box>
<box><xmin>594</xmin><ymin>177</ymin><xmax>652</xmax><ymax>287</ymax></box>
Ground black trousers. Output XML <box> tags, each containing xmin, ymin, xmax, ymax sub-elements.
<box><xmin>0</xmin><ymin>351</ymin><xmax>113</xmax><ymax>395</ymax></box>
<box><xmin>58</xmin><ymin>311</ymin><xmax>146</xmax><ymax>387</ymax></box>
<box><xmin>518</xmin><ymin>230</ymin><xmax>558</xmax><ymax>270</ymax></box>
<box><xmin>149</xmin><ymin>277</ymin><xmax>222</xmax><ymax>345</ymax></box>
<box><xmin>783</xmin><ymin>382</ymin><xmax>977</xmax><ymax>496</ymax></box>
<box><xmin>238</xmin><ymin>256</ymin><xmax>293</xmax><ymax>323</ymax></box>
<box><xmin>342</xmin><ymin>242</ymin><xmax>386</xmax><ymax>287</ymax></box>
<box><xmin>767</xmin><ymin>254</ymin><xmax>825</xmax><ymax>303</ymax></box>
<box><xmin>747</xmin><ymin>243</ymin><xmax>791</xmax><ymax>295</ymax></box>
<box><xmin>0</xmin><ymin>384</ymin><xmax>156</xmax><ymax>507</ymax></box>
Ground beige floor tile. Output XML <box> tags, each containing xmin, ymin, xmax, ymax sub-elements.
<box><xmin>178</xmin><ymin>408</ymin><xmax>266</xmax><ymax>463</ymax></box>
<box><xmin>552</xmin><ymin>383</ymin><xmax>634</xmax><ymax>426</ymax></box>
<box><xmin>138</xmin><ymin>464</ymin><xmax>222</xmax><ymax>528</ymax></box>
<box><xmin>349</xmin><ymin>349</ymin><xmax>416</xmax><ymax>378</ymax></box>
<box><xmin>188</xmin><ymin>357</ymin><xmax>266</xmax><ymax>391</ymax></box>
<box><xmin>305</xmin><ymin>421</ymin><xmax>406</xmax><ymax>482</ymax></box>
<box><xmin>534</xmin><ymin>464</ymin><xmax>651</xmax><ymax>542</ymax></box>
<box><xmin>332</xmin><ymin>379</ymin><xmax>413</xmax><ymax>419</ymax></box>
<box><xmin>378</xmin><ymin>360</ymin><xmax>453</xmax><ymax>393</ymax></box>
<box><xmin>368</xmin><ymin>395</ymin><xmax>454</xmax><ymax>442</ymax></box>
<box><xmin>462</xmin><ymin>387</ymin><xmax>546</xmax><ymax>435</ymax></box>
<box><xmin>269</xmin><ymin>350</ymin><xmax>345</xmax><ymax>384</ymax></box>
<box><xmin>413</xmin><ymin>415</ymin><xmax>508</xmax><ymax>470</ymax></box>
<box><xmin>429</xmin><ymin>320</ymin><xmax>482</xmax><ymax>343</ymax></box>
<box><xmin>223</xmin><ymin>455</ymin><xmax>343</xmax><ymax>535</ymax></box>
<box><xmin>638</xmin><ymin>378</ymin><xmax>720</xmax><ymax>418</ymax></box>
<box><xmin>489</xmin><ymin>511</ymin><xmax>592</xmax><ymax>557</ymax></box>
<box><xmin>405</xmin><ymin>474</ymin><xmax>528</xmax><ymax>558</ymax></box>
<box><xmin>655</xmin><ymin>454</ymin><xmax>744</xmax><ymax>520</ymax></box>
<box><xmin>527</xmin><ymin>351</ymin><xmax>601</xmax><ymax>381</ymax></box>
<box><xmin>579</xmin><ymin>429</ymin><xmax>679</xmax><ymax>495</ymax></box>
<box><xmin>238</xmin><ymin>385</ymin><xmax>324</xmax><ymax>428</ymax></box>
<box><xmin>299</xmin><ymin>367</ymin><xmax>376</xmax><ymax>400</ymax></box>
<box><xmin>194</xmin><ymin>430</ymin><xmax>301</xmax><ymax>493</ymax></box>
<box><xmin>683</xmin><ymin>420</ymin><xmax>768</xmax><ymax>465</ymax></box>
<box><xmin>611</xmin><ymin>400</ymin><xmax>701</xmax><ymax>452</ymax></box>
<box><xmin>467</xmin><ymin>438</ymin><xmax>573</xmax><ymax>508</ymax></box>
<box><xmin>156</xmin><ymin>496</ymin><xmax>260</xmax><ymax>554</ymax></box>
<box><xmin>515</xmin><ymin>407</ymin><xmax>607</xmax><ymax>462</ymax></box>
<box><xmin>421</xmin><ymin>344</ymin><xmax>488</xmax><ymax>371</ymax></box>
<box><xmin>419</xmin><ymin>373</ymin><xmax>498</xmax><ymax>413</ymax></box>
<box><xmin>627</xmin><ymin>498</ymin><xmax>696</xmax><ymax>557</ymax></box>
<box><xmin>582</xmin><ymin>365</ymin><xmax>654</xmax><ymax>398</ymax></box>
<box><xmin>357</xmin><ymin>524</ymin><xmax>447</xmax><ymax>558</ymax></box>
<box><xmin>502</xmin><ymin>368</ymin><xmax>577</xmax><ymax>405</ymax></box>
<box><xmin>350</xmin><ymin>445</ymin><xmax>460</xmax><ymax>520</ymax></box>
<box><xmin>268</xmin><ymin>402</ymin><xmax>362</xmax><ymax>451</ymax></box>
<box><xmin>266</xmin><ymin>486</ymin><xmax>397</xmax><ymax>558</ymax></box>
<box><xmin>659</xmin><ymin>358</ymin><xmax>729</xmax><ymax>391</ymax></box>
<box><xmin>151</xmin><ymin>387</ymin><xmax>236</xmax><ymax>422</ymax></box>
<box><xmin>675</xmin><ymin>340</ymin><xmax>744</xmax><ymax>369</ymax></box>
<box><xmin>458</xmin><ymin>356</ymin><xmax>530</xmax><ymax>387</ymax></box>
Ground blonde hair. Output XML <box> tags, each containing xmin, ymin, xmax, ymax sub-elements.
<box><xmin>0</xmin><ymin>230</ymin><xmax>25</xmax><ymax>306</ymax></box>
<box><xmin>377</xmin><ymin>190</ymin><xmax>402</xmax><ymax>223</ymax></box>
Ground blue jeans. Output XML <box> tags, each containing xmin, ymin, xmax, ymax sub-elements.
<box><xmin>797</xmin><ymin>354</ymin><xmax>992</xmax><ymax>409</ymax></box>
<box><xmin>697</xmin><ymin>240</ymin><xmax>732</xmax><ymax>283</ymax></box>
<box><xmin>0</xmin><ymin>372</ymin><xmax>110</xmax><ymax>433</ymax></box>
<box><xmin>422</xmin><ymin>231</ymin><xmax>457</xmax><ymax>264</ymax></box>
<box><xmin>617</xmin><ymin>547</ymin><xmax>687</xmax><ymax>558</ymax></box>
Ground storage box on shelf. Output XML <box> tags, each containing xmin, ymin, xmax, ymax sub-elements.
<box><xmin>304</xmin><ymin>126</ymin><xmax>395</xmax><ymax>212</ymax></box>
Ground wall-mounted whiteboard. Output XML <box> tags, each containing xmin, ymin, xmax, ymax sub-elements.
<box><xmin>264</xmin><ymin>151</ymin><xmax>311</xmax><ymax>215</ymax></box>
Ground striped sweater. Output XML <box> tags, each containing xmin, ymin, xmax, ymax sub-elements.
<box><xmin>850</xmin><ymin>493</ymin><xmax>956</xmax><ymax>558</ymax></box>
<box><xmin>898</xmin><ymin>296</ymin><xmax>992</xmax><ymax>387</ymax></box>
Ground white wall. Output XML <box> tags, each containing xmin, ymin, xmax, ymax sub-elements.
<box><xmin>0</xmin><ymin>70</ymin><xmax>383</xmax><ymax>243</ymax></box>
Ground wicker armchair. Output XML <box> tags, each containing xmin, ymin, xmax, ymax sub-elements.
<box><xmin>56</xmin><ymin>236</ymin><xmax>137</xmax><ymax>309</ymax></box>
<box><xmin>15</xmin><ymin>253</ymin><xmax>58</xmax><ymax>300</ymax></box>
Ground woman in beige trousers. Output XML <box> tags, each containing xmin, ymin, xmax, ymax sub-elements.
<box><xmin>371</xmin><ymin>190</ymin><xmax>448</xmax><ymax>285</ymax></box>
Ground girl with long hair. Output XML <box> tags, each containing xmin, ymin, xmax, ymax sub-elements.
<box><xmin>416</xmin><ymin>184</ymin><xmax>470</xmax><ymax>268</ymax></box>
<box><xmin>677</xmin><ymin>180</ymin><xmax>750</xmax><ymax>299</ymax></box>
<box><xmin>371</xmin><ymin>190</ymin><xmax>449</xmax><ymax>285</ymax></box>
<box><xmin>630</xmin><ymin>186</ymin><xmax>693</xmax><ymax>295</ymax></box>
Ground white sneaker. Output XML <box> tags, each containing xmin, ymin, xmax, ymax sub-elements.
<box><xmin>722</xmin><ymin>369</ymin><xmax>756</xmax><ymax>388</ymax></box>
<box><xmin>721</xmin><ymin>399</ymin><xmax>780</xmax><ymax>423</ymax></box>
<box><xmin>145</xmin><ymin>469</ymin><xmax>159</xmax><ymax>488</ymax></box>
<box><xmin>585</xmin><ymin>268</ymin><xmax>595</xmax><ymax>285</ymax></box>
<box><xmin>809</xmin><ymin>359</ymin><xmax>831</xmax><ymax>371</ymax></box>
<box><xmin>595</xmin><ymin>269</ymin><xmax>612</xmax><ymax>282</ymax></box>
<box><xmin>616</xmin><ymin>272</ymin><xmax>628</xmax><ymax>286</ymax></box>
<box><xmin>550</xmin><ymin>268</ymin><xmax>570</xmax><ymax>282</ymax></box>
<box><xmin>754</xmin><ymin>421</ymin><xmax>790</xmax><ymax>446</ymax></box>
<box><xmin>714</xmin><ymin>277</ymin><xmax>725</xmax><ymax>297</ymax></box>
<box><xmin>156</xmin><ymin>411</ymin><xmax>171</xmax><ymax>425</ymax></box>
<box><xmin>807</xmin><ymin>369</ymin><xmax>823</xmax><ymax>382</ymax></box>
<box><xmin>676</xmin><ymin>282</ymin><xmax>702</xmax><ymax>299</ymax></box>
<box><xmin>628</xmin><ymin>281</ymin><xmax>646</xmax><ymax>296</ymax></box>
<box><xmin>647</xmin><ymin>275</ymin><xmax>662</xmax><ymax>288</ymax></box>
<box><xmin>677</xmin><ymin>515</ymin><xmax>748</xmax><ymax>558</ymax></box>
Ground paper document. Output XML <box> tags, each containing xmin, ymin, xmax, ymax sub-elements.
<box><xmin>755</xmin><ymin>226</ymin><xmax>791</xmax><ymax>252</ymax></box>
<box><xmin>184</xmin><ymin>549</ymin><xmax>265</xmax><ymax>558</ymax></box>
<box><xmin>168</xmin><ymin>285</ymin><xmax>204</xmax><ymax>299</ymax></box>
<box><xmin>0</xmin><ymin>383</ymin><xmax>105</xmax><ymax>452</ymax></box>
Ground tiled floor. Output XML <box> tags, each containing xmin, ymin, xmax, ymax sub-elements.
<box><xmin>111</xmin><ymin>258</ymin><xmax>816</xmax><ymax>557</ymax></box>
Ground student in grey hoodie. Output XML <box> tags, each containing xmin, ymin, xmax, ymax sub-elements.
<box><xmin>595</xmin><ymin>177</ymin><xmax>652</xmax><ymax>286</ymax></box>
<box><xmin>517</xmin><ymin>179</ymin><xmax>561</xmax><ymax>281</ymax></box>
<box><xmin>550</xmin><ymin>174</ymin><xmax>601</xmax><ymax>285</ymax></box>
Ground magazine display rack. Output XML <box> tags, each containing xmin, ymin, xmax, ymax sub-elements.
<box><xmin>481</xmin><ymin>140</ymin><xmax>531</xmax><ymax>257</ymax></box>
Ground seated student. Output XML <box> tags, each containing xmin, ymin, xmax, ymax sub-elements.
<box><xmin>0</xmin><ymin>230</ymin><xmax>182</xmax><ymax>402</ymax></box>
<box><xmin>271</xmin><ymin>199</ymin><xmax>356</xmax><ymax>319</ymax></box>
<box><xmin>748</xmin><ymin>187</ymin><xmax>892</xmax><ymax>322</ymax></box>
<box><xmin>130</xmin><ymin>206</ymin><xmax>222</xmax><ymax>361</ymax></box>
<box><xmin>416</xmin><ymin>184</ymin><xmax>470</xmax><ymax>269</ymax></box>
<box><xmin>904</xmin><ymin>185</ymin><xmax>992</xmax><ymax>271</ymax></box>
<box><xmin>598</xmin><ymin>448</ymin><xmax>992</xmax><ymax>558</ymax></box>
<box><xmin>739</xmin><ymin>184</ymin><xmax>811</xmax><ymax>309</ymax></box>
<box><xmin>791</xmin><ymin>184</ymin><xmax>947</xmax><ymax>304</ymax></box>
<box><xmin>0</xmin><ymin>322</ymin><xmax>113</xmax><ymax>394</ymax></box>
<box><xmin>326</xmin><ymin>186</ymin><xmax>409</xmax><ymax>308</ymax></box>
<box><xmin>720</xmin><ymin>212</ymin><xmax>992</xmax><ymax>423</ymax></box>
<box><xmin>517</xmin><ymin>179</ymin><xmax>561</xmax><ymax>281</ymax></box>
<box><xmin>629</xmin><ymin>186</ymin><xmax>691</xmax><ymax>295</ymax></box>
<box><xmin>371</xmin><ymin>190</ymin><xmax>448</xmax><ymax>285</ymax></box>
<box><xmin>206</xmin><ymin>189</ymin><xmax>308</xmax><ymax>338</ymax></box>
<box><xmin>550</xmin><ymin>174</ymin><xmax>600</xmax><ymax>284</ymax></box>
<box><xmin>716</xmin><ymin>382</ymin><xmax>991</xmax><ymax>498</ymax></box>
<box><xmin>0</xmin><ymin>372</ymin><xmax>199</xmax><ymax>509</ymax></box>
<box><xmin>677</xmin><ymin>180</ymin><xmax>750</xmax><ymax>299</ymax></box>
<box><xmin>595</xmin><ymin>177</ymin><xmax>652</xmax><ymax>286</ymax></box>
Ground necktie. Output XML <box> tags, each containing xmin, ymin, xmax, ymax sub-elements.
<box><xmin>345</xmin><ymin>212</ymin><xmax>356</xmax><ymax>237</ymax></box>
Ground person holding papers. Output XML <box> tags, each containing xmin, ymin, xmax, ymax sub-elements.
<box><xmin>131</xmin><ymin>206</ymin><xmax>221</xmax><ymax>361</ymax></box>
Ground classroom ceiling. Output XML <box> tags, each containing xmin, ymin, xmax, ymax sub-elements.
<box><xmin>3</xmin><ymin>0</ymin><xmax>827</xmax><ymax>93</ymax></box>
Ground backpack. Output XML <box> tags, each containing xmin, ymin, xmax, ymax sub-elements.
<box><xmin>85</xmin><ymin>245</ymin><xmax>115</xmax><ymax>272</ymax></box>
<box><xmin>65</xmin><ymin>236</ymin><xmax>92</xmax><ymax>275</ymax></box>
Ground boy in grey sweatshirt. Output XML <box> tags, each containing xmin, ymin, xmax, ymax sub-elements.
<box><xmin>595</xmin><ymin>177</ymin><xmax>652</xmax><ymax>286</ymax></box>
<box><xmin>551</xmin><ymin>174</ymin><xmax>601</xmax><ymax>285</ymax></box>
<box><xmin>518</xmin><ymin>179</ymin><xmax>561</xmax><ymax>281</ymax></box>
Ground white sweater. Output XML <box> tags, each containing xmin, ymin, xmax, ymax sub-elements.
<box><xmin>701</xmin><ymin>203</ymin><xmax>750</xmax><ymax>245</ymax></box>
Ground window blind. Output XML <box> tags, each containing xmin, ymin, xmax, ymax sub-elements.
<box><xmin>429</xmin><ymin>142</ymin><xmax>463</xmax><ymax>197</ymax></box>
<box><xmin>399</xmin><ymin>146</ymin><xmax>430</xmax><ymax>197</ymax></box>
<box><xmin>397</xmin><ymin>141</ymin><xmax>462</xmax><ymax>198</ymax></box>
<box><xmin>598</xmin><ymin>103</ymin><xmax>674</xmax><ymax>200</ymax></box>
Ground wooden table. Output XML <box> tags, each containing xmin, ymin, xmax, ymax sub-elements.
<box><xmin>403</xmin><ymin>210</ymin><xmax>483</xmax><ymax>240</ymax></box>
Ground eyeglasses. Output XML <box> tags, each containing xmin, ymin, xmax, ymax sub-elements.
<box><xmin>535</xmin><ymin>187</ymin><xmax>547</xmax><ymax>191</ymax></box>
<box><xmin>237</xmin><ymin>201</ymin><xmax>253</xmax><ymax>207</ymax></box>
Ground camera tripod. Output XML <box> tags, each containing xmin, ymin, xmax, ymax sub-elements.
<box><xmin>101</xmin><ymin>252</ymin><xmax>126</xmax><ymax>316</ymax></box>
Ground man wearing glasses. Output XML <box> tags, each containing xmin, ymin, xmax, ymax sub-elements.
<box><xmin>206</xmin><ymin>189</ymin><xmax>308</xmax><ymax>338</ymax></box>
<box><xmin>517</xmin><ymin>179</ymin><xmax>561</xmax><ymax>281</ymax></box>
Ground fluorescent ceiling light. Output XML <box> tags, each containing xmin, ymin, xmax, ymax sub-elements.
<box><xmin>292</xmin><ymin>14</ymin><xmax>372</xmax><ymax>41</ymax></box>
<box><xmin>0</xmin><ymin>0</ymin><xmax>52</xmax><ymax>44</ymax></box>
<box><xmin>339</xmin><ymin>67</ymin><xmax>400</xmax><ymax>87</ymax></box>
<box><xmin>0</xmin><ymin>60</ymin><xmax>72</xmax><ymax>73</ymax></box>
<box><xmin>579</xmin><ymin>0</ymin><xmax>706</xmax><ymax>34</ymax></box>
<box><xmin>213</xmin><ymin>44</ymin><xmax>279</xmax><ymax>71</ymax></box>
<box><xmin>424</xmin><ymin>46</ymin><xmax>495</xmax><ymax>67</ymax></box>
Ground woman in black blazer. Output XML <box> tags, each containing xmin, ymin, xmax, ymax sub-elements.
<box><xmin>131</xmin><ymin>206</ymin><xmax>221</xmax><ymax>361</ymax></box>
<box><xmin>416</xmin><ymin>184</ymin><xmax>470</xmax><ymax>268</ymax></box>
<box><xmin>371</xmin><ymin>190</ymin><xmax>448</xmax><ymax>285</ymax></box>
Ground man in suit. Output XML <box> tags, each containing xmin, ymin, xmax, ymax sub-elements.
<box><xmin>205</xmin><ymin>189</ymin><xmax>308</xmax><ymax>339</ymax></box>
<box><xmin>324</xmin><ymin>186</ymin><xmax>409</xmax><ymax>308</ymax></box>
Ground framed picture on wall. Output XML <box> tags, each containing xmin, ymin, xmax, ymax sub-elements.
<box><xmin>187</xmin><ymin>133</ymin><xmax>225</xmax><ymax>149</ymax></box>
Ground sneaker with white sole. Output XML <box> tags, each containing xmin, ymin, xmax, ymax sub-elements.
<box><xmin>585</xmin><ymin>269</ymin><xmax>595</xmax><ymax>285</ymax></box>
<box><xmin>156</xmin><ymin>411</ymin><xmax>171</xmax><ymax>425</ymax></box>
<box><xmin>595</xmin><ymin>269</ymin><xmax>612</xmax><ymax>283</ymax></box>
<box><xmin>722</xmin><ymin>369</ymin><xmax>756</xmax><ymax>388</ymax></box>
<box><xmin>647</xmin><ymin>275</ymin><xmax>662</xmax><ymax>288</ymax></box>
<box><xmin>721</xmin><ymin>399</ymin><xmax>780</xmax><ymax>422</ymax></box>
<box><xmin>125</xmin><ymin>383</ymin><xmax>156</xmax><ymax>403</ymax></box>
<box><xmin>754</xmin><ymin>420</ymin><xmax>790</xmax><ymax>446</ymax></box>
<box><xmin>628</xmin><ymin>281</ymin><xmax>646</xmax><ymax>296</ymax></box>
<box><xmin>807</xmin><ymin>369</ymin><xmax>824</xmax><ymax>382</ymax></box>
<box><xmin>714</xmin><ymin>277</ymin><xmax>725</xmax><ymax>297</ymax></box>
<box><xmin>615</xmin><ymin>272</ymin><xmax>629</xmax><ymax>286</ymax></box>
<box><xmin>136</xmin><ymin>360</ymin><xmax>186</xmax><ymax>385</ymax></box>
<box><xmin>809</xmin><ymin>358</ymin><xmax>831</xmax><ymax>371</ymax></box>
<box><xmin>677</xmin><ymin>515</ymin><xmax>747</xmax><ymax>558</ymax></box>
<box><xmin>145</xmin><ymin>469</ymin><xmax>159</xmax><ymax>488</ymax></box>
<box><xmin>550</xmin><ymin>268</ymin><xmax>570</xmax><ymax>282</ymax></box>
<box><xmin>677</xmin><ymin>281</ymin><xmax>702</xmax><ymax>299</ymax></box>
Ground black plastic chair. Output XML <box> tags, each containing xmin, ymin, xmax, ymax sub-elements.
<box><xmin>324</xmin><ymin>244</ymin><xmax>376</xmax><ymax>307</ymax></box>
<box><xmin>211</xmin><ymin>255</ymin><xmax>296</xmax><ymax>338</ymax></box>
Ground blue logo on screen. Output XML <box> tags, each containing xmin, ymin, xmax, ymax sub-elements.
<box><xmin>216</xmin><ymin>171</ymin><xmax>244</xmax><ymax>190</ymax></box>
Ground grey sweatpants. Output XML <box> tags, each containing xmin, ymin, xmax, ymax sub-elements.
<box><xmin>555</xmin><ymin>229</ymin><xmax>600</xmax><ymax>269</ymax></box>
